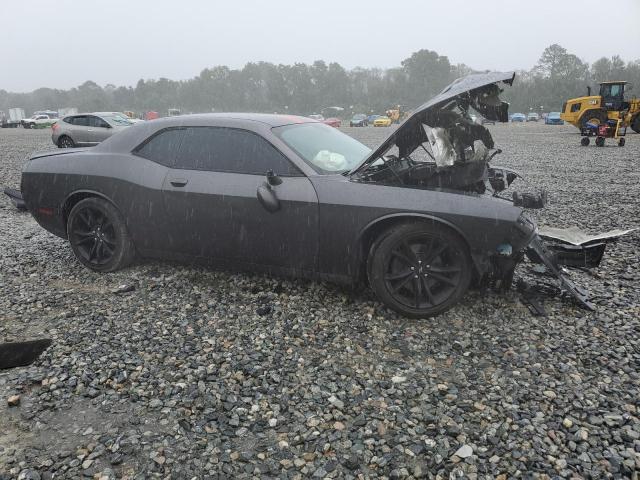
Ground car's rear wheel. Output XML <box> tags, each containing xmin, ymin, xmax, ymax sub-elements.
<box><xmin>58</xmin><ymin>136</ymin><xmax>75</xmax><ymax>148</ymax></box>
<box><xmin>67</xmin><ymin>197</ymin><xmax>135</xmax><ymax>272</ymax></box>
<box><xmin>595</xmin><ymin>136</ymin><xmax>605</xmax><ymax>147</ymax></box>
<box><xmin>368</xmin><ymin>223</ymin><xmax>472</xmax><ymax>318</ymax></box>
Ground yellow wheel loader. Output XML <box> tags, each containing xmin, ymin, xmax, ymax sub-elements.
<box><xmin>560</xmin><ymin>81</ymin><xmax>640</xmax><ymax>133</ymax></box>
<box><xmin>385</xmin><ymin>105</ymin><xmax>409</xmax><ymax>124</ymax></box>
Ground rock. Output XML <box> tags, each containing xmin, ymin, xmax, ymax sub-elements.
<box><xmin>576</xmin><ymin>428</ymin><xmax>589</xmax><ymax>441</ymax></box>
<box><xmin>112</xmin><ymin>284</ymin><xmax>135</xmax><ymax>294</ymax></box>
<box><xmin>452</xmin><ymin>444</ymin><xmax>473</xmax><ymax>459</ymax></box>
<box><xmin>391</xmin><ymin>375</ymin><xmax>407</xmax><ymax>383</ymax></box>
<box><xmin>17</xmin><ymin>470</ymin><xmax>40</xmax><ymax>480</ymax></box>
<box><xmin>562</xmin><ymin>418</ymin><xmax>573</xmax><ymax>428</ymax></box>
<box><xmin>312</xmin><ymin>467</ymin><xmax>327</xmax><ymax>478</ymax></box>
<box><xmin>7</xmin><ymin>395</ymin><xmax>20</xmax><ymax>407</ymax></box>
<box><xmin>543</xmin><ymin>390</ymin><xmax>557</xmax><ymax>399</ymax></box>
<box><xmin>328</xmin><ymin>395</ymin><xmax>344</xmax><ymax>409</ymax></box>
<box><xmin>334</xmin><ymin>421</ymin><xmax>345</xmax><ymax>430</ymax></box>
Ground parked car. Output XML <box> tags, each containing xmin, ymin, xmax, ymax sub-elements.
<box><xmin>511</xmin><ymin>113</ymin><xmax>526</xmax><ymax>122</ymax></box>
<box><xmin>52</xmin><ymin>112</ymin><xmax>135</xmax><ymax>148</ymax></box>
<box><xmin>526</xmin><ymin>112</ymin><xmax>539</xmax><ymax>122</ymax></box>
<box><xmin>373</xmin><ymin>116</ymin><xmax>392</xmax><ymax>127</ymax></box>
<box><xmin>545</xmin><ymin>112</ymin><xmax>564</xmax><ymax>125</ymax></box>
<box><xmin>22</xmin><ymin>72</ymin><xmax>609</xmax><ymax>318</ymax></box>
<box><xmin>367</xmin><ymin>114</ymin><xmax>381</xmax><ymax>124</ymax></box>
<box><xmin>22</xmin><ymin>112</ymin><xmax>58</xmax><ymax>129</ymax></box>
<box><xmin>349</xmin><ymin>114</ymin><xmax>368</xmax><ymax>127</ymax></box>
<box><xmin>322</xmin><ymin>117</ymin><xmax>341</xmax><ymax>128</ymax></box>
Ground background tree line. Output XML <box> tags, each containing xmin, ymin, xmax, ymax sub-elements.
<box><xmin>1</xmin><ymin>44</ymin><xmax>639</xmax><ymax>117</ymax></box>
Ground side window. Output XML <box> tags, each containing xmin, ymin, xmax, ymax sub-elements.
<box><xmin>72</xmin><ymin>116</ymin><xmax>88</xmax><ymax>126</ymax></box>
<box><xmin>87</xmin><ymin>116</ymin><xmax>109</xmax><ymax>128</ymax></box>
<box><xmin>570</xmin><ymin>103</ymin><xmax>581</xmax><ymax>113</ymax></box>
<box><xmin>134</xmin><ymin>128</ymin><xmax>185</xmax><ymax>167</ymax></box>
<box><xmin>175</xmin><ymin>127</ymin><xmax>302</xmax><ymax>176</ymax></box>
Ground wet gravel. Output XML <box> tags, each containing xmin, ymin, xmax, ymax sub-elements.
<box><xmin>1</xmin><ymin>124</ymin><xmax>639</xmax><ymax>479</ymax></box>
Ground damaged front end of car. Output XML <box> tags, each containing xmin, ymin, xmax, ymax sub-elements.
<box><xmin>349</xmin><ymin>71</ymin><xmax>633</xmax><ymax>310</ymax></box>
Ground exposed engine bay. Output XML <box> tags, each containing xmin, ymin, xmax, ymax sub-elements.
<box><xmin>352</xmin><ymin>82</ymin><xmax>548</xmax><ymax>208</ymax></box>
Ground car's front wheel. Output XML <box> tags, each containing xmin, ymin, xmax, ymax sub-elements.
<box><xmin>368</xmin><ymin>222</ymin><xmax>472</xmax><ymax>318</ymax></box>
<box><xmin>67</xmin><ymin>197</ymin><xmax>135</xmax><ymax>272</ymax></box>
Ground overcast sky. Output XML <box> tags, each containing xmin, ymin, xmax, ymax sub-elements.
<box><xmin>3</xmin><ymin>0</ymin><xmax>639</xmax><ymax>92</ymax></box>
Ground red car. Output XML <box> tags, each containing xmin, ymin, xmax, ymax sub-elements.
<box><xmin>322</xmin><ymin>117</ymin><xmax>341</xmax><ymax>128</ymax></box>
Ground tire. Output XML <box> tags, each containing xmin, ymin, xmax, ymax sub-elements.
<box><xmin>580</xmin><ymin>109</ymin><xmax>607</xmax><ymax>129</ymax></box>
<box><xmin>58</xmin><ymin>136</ymin><xmax>75</xmax><ymax>148</ymax></box>
<box><xmin>581</xmin><ymin>137</ymin><xmax>590</xmax><ymax>146</ymax></box>
<box><xmin>618</xmin><ymin>138</ymin><xmax>625</xmax><ymax>147</ymax></box>
<box><xmin>595</xmin><ymin>137</ymin><xmax>605</xmax><ymax>147</ymax></box>
<box><xmin>367</xmin><ymin>222</ymin><xmax>472</xmax><ymax>318</ymax></box>
<box><xmin>631</xmin><ymin>115</ymin><xmax>640</xmax><ymax>134</ymax></box>
<box><xmin>67</xmin><ymin>197</ymin><xmax>135</xmax><ymax>272</ymax></box>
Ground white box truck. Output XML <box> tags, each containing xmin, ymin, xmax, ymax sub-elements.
<box><xmin>1</xmin><ymin>108</ymin><xmax>25</xmax><ymax>128</ymax></box>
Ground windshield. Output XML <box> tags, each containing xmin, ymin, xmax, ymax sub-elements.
<box><xmin>352</xmin><ymin>114</ymin><xmax>365</xmax><ymax>120</ymax></box>
<box><xmin>273</xmin><ymin>122</ymin><xmax>371</xmax><ymax>174</ymax></box>
<box><xmin>103</xmin><ymin>114</ymin><xmax>134</xmax><ymax>126</ymax></box>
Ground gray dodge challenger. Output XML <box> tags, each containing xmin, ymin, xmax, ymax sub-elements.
<box><xmin>21</xmin><ymin>72</ymin><xmax>609</xmax><ymax>317</ymax></box>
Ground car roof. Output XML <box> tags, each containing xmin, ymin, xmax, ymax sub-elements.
<box><xmin>148</xmin><ymin>113</ymin><xmax>316</xmax><ymax>128</ymax></box>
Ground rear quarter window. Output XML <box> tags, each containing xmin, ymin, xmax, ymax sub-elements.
<box><xmin>133</xmin><ymin>128</ymin><xmax>185</xmax><ymax>167</ymax></box>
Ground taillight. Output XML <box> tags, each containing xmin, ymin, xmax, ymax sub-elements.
<box><xmin>52</xmin><ymin>122</ymin><xmax>58</xmax><ymax>130</ymax></box>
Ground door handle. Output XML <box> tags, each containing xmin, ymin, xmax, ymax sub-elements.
<box><xmin>170</xmin><ymin>178</ymin><xmax>188</xmax><ymax>187</ymax></box>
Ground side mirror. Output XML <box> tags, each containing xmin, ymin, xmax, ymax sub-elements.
<box><xmin>266</xmin><ymin>169</ymin><xmax>282</xmax><ymax>186</ymax></box>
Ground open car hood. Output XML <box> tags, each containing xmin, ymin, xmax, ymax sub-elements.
<box><xmin>349</xmin><ymin>71</ymin><xmax>515</xmax><ymax>175</ymax></box>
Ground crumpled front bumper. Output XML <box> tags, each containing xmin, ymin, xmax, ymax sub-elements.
<box><xmin>524</xmin><ymin>227</ymin><xmax>636</xmax><ymax>310</ymax></box>
<box><xmin>526</xmin><ymin>235</ymin><xmax>595</xmax><ymax>310</ymax></box>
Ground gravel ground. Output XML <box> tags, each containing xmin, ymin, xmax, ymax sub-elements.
<box><xmin>0</xmin><ymin>124</ymin><xmax>639</xmax><ymax>479</ymax></box>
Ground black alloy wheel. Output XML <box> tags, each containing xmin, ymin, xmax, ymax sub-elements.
<box><xmin>581</xmin><ymin>137</ymin><xmax>590</xmax><ymax>146</ymax></box>
<box><xmin>368</xmin><ymin>223</ymin><xmax>472</xmax><ymax>318</ymax></box>
<box><xmin>67</xmin><ymin>197</ymin><xmax>135</xmax><ymax>272</ymax></box>
<box><xmin>58</xmin><ymin>136</ymin><xmax>75</xmax><ymax>148</ymax></box>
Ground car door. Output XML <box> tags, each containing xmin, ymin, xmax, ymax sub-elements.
<box><xmin>69</xmin><ymin>115</ymin><xmax>90</xmax><ymax>145</ymax></box>
<box><xmin>85</xmin><ymin>115</ymin><xmax>112</xmax><ymax>144</ymax></box>
<box><xmin>161</xmin><ymin>126</ymin><xmax>319</xmax><ymax>273</ymax></box>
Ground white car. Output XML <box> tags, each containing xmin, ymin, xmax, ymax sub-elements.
<box><xmin>22</xmin><ymin>113</ymin><xmax>58</xmax><ymax>129</ymax></box>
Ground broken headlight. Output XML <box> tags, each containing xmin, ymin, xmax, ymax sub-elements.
<box><xmin>513</xmin><ymin>190</ymin><xmax>547</xmax><ymax>209</ymax></box>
